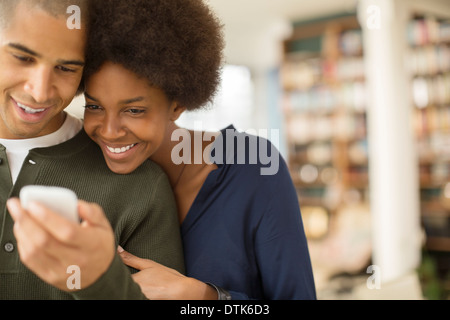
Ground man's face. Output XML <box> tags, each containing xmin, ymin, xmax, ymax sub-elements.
<box><xmin>0</xmin><ymin>2</ymin><xmax>86</xmax><ymax>139</ymax></box>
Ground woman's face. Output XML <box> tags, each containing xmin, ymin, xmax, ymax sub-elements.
<box><xmin>84</xmin><ymin>62</ymin><xmax>183</xmax><ymax>174</ymax></box>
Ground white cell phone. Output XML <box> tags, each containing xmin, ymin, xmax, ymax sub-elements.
<box><xmin>20</xmin><ymin>186</ymin><xmax>79</xmax><ymax>223</ymax></box>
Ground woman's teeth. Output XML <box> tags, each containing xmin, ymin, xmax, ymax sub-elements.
<box><xmin>106</xmin><ymin>144</ymin><xmax>137</xmax><ymax>154</ymax></box>
<box><xmin>17</xmin><ymin>102</ymin><xmax>46</xmax><ymax>114</ymax></box>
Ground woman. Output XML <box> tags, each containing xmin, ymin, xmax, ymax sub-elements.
<box><xmin>83</xmin><ymin>0</ymin><xmax>316</xmax><ymax>300</ymax></box>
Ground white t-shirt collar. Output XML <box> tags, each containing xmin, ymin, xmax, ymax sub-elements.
<box><xmin>0</xmin><ymin>112</ymin><xmax>83</xmax><ymax>183</ymax></box>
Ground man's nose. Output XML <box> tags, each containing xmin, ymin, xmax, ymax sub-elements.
<box><xmin>24</xmin><ymin>66</ymin><xmax>55</xmax><ymax>104</ymax></box>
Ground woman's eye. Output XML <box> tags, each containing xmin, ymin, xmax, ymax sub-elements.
<box><xmin>84</xmin><ymin>104</ymin><xmax>102</xmax><ymax>111</ymax></box>
<box><xmin>127</xmin><ymin>108</ymin><xmax>145</xmax><ymax>115</ymax></box>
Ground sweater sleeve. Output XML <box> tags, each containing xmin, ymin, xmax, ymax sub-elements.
<box><xmin>120</xmin><ymin>172</ymin><xmax>185</xmax><ymax>274</ymax></box>
<box><xmin>71</xmin><ymin>253</ymin><xmax>146</xmax><ymax>300</ymax></box>
<box><xmin>74</xmin><ymin>169</ymin><xmax>184</xmax><ymax>299</ymax></box>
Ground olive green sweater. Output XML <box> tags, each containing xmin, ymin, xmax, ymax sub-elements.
<box><xmin>0</xmin><ymin>130</ymin><xmax>184</xmax><ymax>300</ymax></box>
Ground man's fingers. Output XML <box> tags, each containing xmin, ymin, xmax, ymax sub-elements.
<box><xmin>8</xmin><ymin>199</ymin><xmax>74</xmax><ymax>270</ymax></box>
<box><xmin>24</xmin><ymin>201</ymin><xmax>80</xmax><ymax>245</ymax></box>
<box><xmin>8</xmin><ymin>198</ymin><xmax>60</xmax><ymax>249</ymax></box>
<box><xmin>7</xmin><ymin>198</ymin><xmax>25</xmax><ymax>222</ymax></box>
<box><xmin>8</xmin><ymin>198</ymin><xmax>116</xmax><ymax>291</ymax></box>
<box><xmin>118</xmin><ymin>246</ymin><xmax>157</xmax><ymax>270</ymax></box>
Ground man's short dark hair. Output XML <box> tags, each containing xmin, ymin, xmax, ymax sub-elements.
<box><xmin>84</xmin><ymin>0</ymin><xmax>225</xmax><ymax>110</ymax></box>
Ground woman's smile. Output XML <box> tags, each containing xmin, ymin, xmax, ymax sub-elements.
<box><xmin>105</xmin><ymin>143</ymin><xmax>137</xmax><ymax>154</ymax></box>
<box><xmin>99</xmin><ymin>140</ymin><xmax>140</xmax><ymax>160</ymax></box>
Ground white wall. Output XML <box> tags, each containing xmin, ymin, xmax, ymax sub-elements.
<box><xmin>66</xmin><ymin>95</ymin><xmax>85</xmax><ymax>119</ymax></box>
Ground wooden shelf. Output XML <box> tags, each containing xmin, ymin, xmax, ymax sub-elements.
<box><xmin>282</xmin><ymin>13</ymin><xmax>450</xmax><ymax>251</ymax></box>
<box><xmin>412</xmin><ymin>15</ymin><xmax>450</xmax><ymax>253</ymax></box>
<box><xmin>282</xmin><ymin>14</ymin><xmax>368</xmax><ymax>210</ymax></box>
<box><xmin>425</xmin><ymin>237</ymin><xmax>450</xmax><ymax>252</ymax></box>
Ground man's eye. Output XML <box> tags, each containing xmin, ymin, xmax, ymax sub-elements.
<box><xmin>13</xmin><ymin>55</ymin><xmax>33</xmax><ymax>63</ymax></box>
<box><xmin>57</xmin><ymin>65</ymin><xmax>76</xmax><ymax>73</ymax></box>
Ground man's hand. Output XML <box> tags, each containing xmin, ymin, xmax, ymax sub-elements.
<box><xmin>7</xmin><ymin>198</ymin><xmax>115</xmax><ymax>292</ymax></box>
<box><xmin>118</xmin><ymin>247</ymin><xmax>218</xmax><ymax>300</ymax></box>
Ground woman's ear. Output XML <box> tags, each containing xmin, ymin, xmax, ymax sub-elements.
<box><xmin>169</xmin><ymin>102</ymin><xmax>187</xmax><ymax>122</ymax></box>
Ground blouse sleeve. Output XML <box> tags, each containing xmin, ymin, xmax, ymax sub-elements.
<box><xmin>254</xmin><ymin>155</ymin><xmax>316</xmax><ymax>300</ymax></box>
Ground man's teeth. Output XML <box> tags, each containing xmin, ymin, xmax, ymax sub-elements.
<box><xmin>106</xmin><ymin>144</ymin><xmax>136</xmax><ymax>154</ymax></box>
<box><xmin>17</xmin><ymin>102</ymin><xmax>46</xmax><ymax>114</ymax></box>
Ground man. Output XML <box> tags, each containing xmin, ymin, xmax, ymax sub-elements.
<box><xmin>0</xmin><ymin>0</ymin><xmax>184</xmax><ymax>299</ymax></box>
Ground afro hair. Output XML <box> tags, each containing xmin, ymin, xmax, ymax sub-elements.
<box><xmin>83</xmin><ymin>0</ymin><xmax>225</xmax><ymax>110</ymax></box>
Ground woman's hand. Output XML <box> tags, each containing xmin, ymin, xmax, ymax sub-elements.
<box><xmin>118</xmin><ymin>247</ymin><xmax>218</xmax><ymax>300</ymax></box>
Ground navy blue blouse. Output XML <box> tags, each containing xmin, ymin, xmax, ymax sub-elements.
<box><xmin>181</xmin><ymin>125</ymin><xmax>316</xmax><ymax>300</ymax></box>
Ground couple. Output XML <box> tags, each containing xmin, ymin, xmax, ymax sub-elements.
<box><xmin>1</xmin><ymin>0</ymin><xmax>316</xmax><ymax>300</ymax></box>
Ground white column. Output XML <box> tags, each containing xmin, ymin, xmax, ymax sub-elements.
<box><xmin>357</xmin><ymin>0</ymin><xmax>422</xmax><ymax>283</ymax></box>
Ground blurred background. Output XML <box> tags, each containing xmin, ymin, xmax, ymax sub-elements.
<box><xmin>68</xmin><ymin>0</ymin><xmax>450</xmax><ymax>299</ymax></box>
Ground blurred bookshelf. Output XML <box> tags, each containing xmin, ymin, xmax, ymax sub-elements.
<box><xmin>408</xmin><ymin>14</ymin><xmax>450</xmax><ymax>248</ymax></box>
<box><xmin>408</xmin><ymin>14</ymin><xmax>450</xmax><ymax>299</ymax></box>
<box><xmin>280</xmin><ymin>13</ymin><xmax>372</xmax><ymax>285</ymax></box>
<box><xmin>281</xmin><ymin>13</ymin><xmax>368</xmax><ymax>215</ymax></box>
<box><xmin>281</xmin><ymin>11</ymin><xmax>449</xmax><ymax>298</ymax></box>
